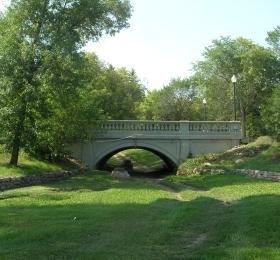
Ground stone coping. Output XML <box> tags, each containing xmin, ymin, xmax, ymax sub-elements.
<box><xmin>0</xmin><ymin>168</ymin><xmax>85</xmax><ymax>192</ymax></box>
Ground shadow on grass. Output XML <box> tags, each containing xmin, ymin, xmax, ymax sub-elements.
<box><xmin>1</xmin><ymin>166</ymin><xmax>277</xmax><ymax>195</ymax></box>
<box><xmin>1</xmin><ymin>193</ymin><xmax>280</xmax><ymax>259</ymax></box>
<box><xmin>48</xmin><ymin>170</ymin><xmax>164</xmax><ymax>192</ymax></box>
<box><xmin>161</xmin><ymin>173</ymin><xmax>275</xmax><ymax>192</ymax></box>
<box><xmin>48</xmin><ymin>170</ymin><xmax>278</xmax><ymax>193</ymax></box>
<box><xmin>0</xmin><ymin>157</ymin><xmax>79</xmax><ymax>178</ymax></box>
<box><xmin>0</xmin><ymin>163</ymin><xmax>59</xmax><ymax>176</ymax></box>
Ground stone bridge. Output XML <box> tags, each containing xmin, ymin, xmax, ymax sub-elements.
<box><xmin>70</xmin><ymin>120</ymin><xmax>242</xmax><ymax>169</ymax></box>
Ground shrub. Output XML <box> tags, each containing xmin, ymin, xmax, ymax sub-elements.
<box><xmin>248</xmin><ymin>136</ymin><xmax>274</xmax><ymax>148</ymax></box>
<box><xmin>177</xmin><ymin>156</ymin><xmax>208</xmax><ymax>176</ymax></box>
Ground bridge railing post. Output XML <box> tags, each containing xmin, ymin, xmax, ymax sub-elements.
<box><xmin>179</xmin><ymin>121</ymin><xmax>190</xmax><ymax>136</ymax></box>
<box><xmin>229</xmin><ymin>121</ymin><xmax>242</xmax><ymax>137</ymax></box>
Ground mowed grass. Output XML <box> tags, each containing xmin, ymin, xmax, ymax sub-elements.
<box><xmin>178</xmin><ymin>137</ymin><xmax>280</xmax><ymax>176</ymax></box>
<box><xmin>233</xmin><ymin>144</ymin><xmax>280</xmax><ymax>172</ymax></box>
<box><xmin>107</xmin><ymin>148</ymin><xmax>165</xmax><ymax>169</ymax></box>
<box><xmin>208</xmin><ymin>143</ymin><xmax>280</xmax><ymax>173</ymax></box>
<box><xmin>1</xmin><ymin>170</ymin><xmax>280</xmax><ymax>259</ymax></box>
<box><xmin>0</xmin><ymin>150</ymin><xmax>77</xmax><ymax>178</ymax></box>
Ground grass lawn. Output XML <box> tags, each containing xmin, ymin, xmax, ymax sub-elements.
<box><xmin>206</xmin><ymin>143</ymin><xmax>280</xmax><ymax>173</ymax></box>
<box><xmin>232</xmin><ymin>144</ymin><xmax>280</xmax><ymax>172</ymax></box>
<box><xmin>0</xmin><ymin>150</ymin><xmax>78</xmax><ymax>178</ymax></box>
<box><xmin>107</xmin><ymin>148</ymin><xmax>166</xmax><ymax>169</ymax></box>
<box><xmin>178</xmin><ymin>137</ymin><xmax>280</xmax><ymax>176</ymax></box>
<box><xmin>1</xmin><ymin>170</ymin><xmax>280</xmax><ymax>259</ymax></box>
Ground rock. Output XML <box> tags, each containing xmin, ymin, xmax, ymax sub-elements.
<box><xmin>0</xmin><ymin>169</ymin><xmax>84</xmax><ymax>192</ymax></box>
<box><xmin>111</xmin><ymin>168</ymin><xmax>130</xmax><ymax>179</ymax></box>
<box><xmin>122</xmin><ymin>159</ymin><xmax>133</xmax><ymax>172</ymax></box>
<box><xmin>248</xmin><ymin>150</ymin><xmax>258</xmax><ymax>157</ymax></box>
<box><xmin>235</xmin><ymin>159</ymin><xmax>244</xmax><ymax>164</ymax></box>
<box><xmin>203</xmin><ymin>162</ymin><xmax>212</xmax><ymax>167</ymax></box>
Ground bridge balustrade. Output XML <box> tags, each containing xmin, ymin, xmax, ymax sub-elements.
<box><xmin>96</xmin><ymin>120</ymin><xmax>241</xmax><ymax>138</ymax></box>
<box><xmin>188</xmin><ymin>122</ymin><xmax>240</xmax><ymax>135</ymax></box>
<box><xmin>98</xmin><ymin>120</ymin><xmax>180</xmax><ymax>132</ymax></box>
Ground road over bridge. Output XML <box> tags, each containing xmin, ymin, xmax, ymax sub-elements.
<box><xmin>70</xmin><ymin>120</ymin><xmax>242</xmax><ymax>169</ymax></box>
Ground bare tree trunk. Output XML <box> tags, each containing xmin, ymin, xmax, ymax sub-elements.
<box><xmin>10</xmin><ymin>130</ymin><xmax>21</xmax><ymax>166</ymax></box>
<box><xmin>9</xmin><ymin>104</ymin><xmax>26</xmax><ymax>166</ymax></box>
<box><xmin>240</xmin><ymin>105</ymin><xmax>246</xmax><ymax>138</ymax></box>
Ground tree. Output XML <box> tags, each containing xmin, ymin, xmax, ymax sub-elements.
<box><xmin>22</xmin><ymin>52</ymin><xmax>146</xmax><ymax>160</ymax></box>
<box><xmin>140</xmin><ymin>78</ymin><xmax>200</xmax><ymax>121</ymax></box>
<box><xmin>266</xmin><ymin>26</ymin><xmax>280</xmax><ymax>56</ymax></box>
<box><xmin>0</xmin><ymin>0</ymin><xmax>132</xmax><ymax>165</ymax></box>
<box><xmin>261</xmin><ymin>84</ymin><xmax>280</xmax><ymax>140</ymax></box>
<box><xmin>193</xmin><ymin>37</ymin><xmax>280</xmax><ymax>137</ymax></box>
<box><xmin>139</xmin><ymin>89</ymin><xmax>161</xmax><ymax>120</ymax></box>
<box><xmin>96</xmin><ymin>66</ymin><xmax>146</xmax><ymax>119</ymax></box>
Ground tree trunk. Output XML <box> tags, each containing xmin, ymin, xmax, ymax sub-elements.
<box><xmin>9</xmin><ymin>131</ymin><xmax>21</xmax><ymax>166</ymax></box>
<box><xmin>240</xmin><ymin>105</ymin><xmax>246</xmax><ymax>138</ymax></box>
<box><xmin>9</xmin><ymin>104</ymin><xmax>26</xmax><ymax>166</ymax></box>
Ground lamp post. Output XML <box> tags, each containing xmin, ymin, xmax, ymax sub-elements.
<box><xmin>231</xmin><ymin>75</ymin><xmax>237</xmax><ymax>121</ymax></box>
<box><xmin>203</xmin><ymin>98</ymin><xmax>207</xmax><ymax>121</ymax></box>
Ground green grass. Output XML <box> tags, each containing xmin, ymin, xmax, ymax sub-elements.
<box><xmin>233</xmin><ymin>144</ymin><xmax>280</xmax><ymax>172</ymax></box>
<box><xmin>1</xmin><ymin>170</ymin><xmax>280</xmax><ymax>259</ymax></box>
<box><xmin>107</xmin><ymin>148</ymin><xmax>165</xmax><ymax>169</ymax></box>
<box><xmin>178</xmin><ymin>136</ymin><xmax>280</xmax><ymax>175</ymax></box>
<box><xmin>0</xmin><ymin>151</ymin><xmax>77</xmax><ymax>178</ymax></box>
<box><xmin>208</xmin><ymin>142</ymin><xmax>280</xmax><ymax>173</ymax></box>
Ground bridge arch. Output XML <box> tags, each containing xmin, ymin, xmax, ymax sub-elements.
<box><xmin>95</xmin><ymin>142</ymin><xmax>178</xmax><ymax>171</ymax></box>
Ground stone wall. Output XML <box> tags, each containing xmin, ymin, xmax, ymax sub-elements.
<box><xmin>0</xmin><ymin>169</ymin><xmax>84</xmax><ymax>191</ymax></box>
<box><xmin>199</xmin><ymin>168</ymin><xmax>280</xmax><ymax>182</ymax></box>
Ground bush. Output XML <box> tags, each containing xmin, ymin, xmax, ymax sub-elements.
<box><xmin>177</xmin><ymin>156</ymin><xmax>208</xmax><ymax>176</ymax></box>
<box><xmin>248</xmin><ymin>136</ymin><xmax>274</xmax><ymax>148</ymax></box>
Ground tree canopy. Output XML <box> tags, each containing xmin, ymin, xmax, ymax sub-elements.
<box><xmin>193</xmin><ymin>37</ymin><xmax>280</xmax><ymax>136</ymax></box>
<box><xmin>0</xmin><ymin>0</ymin><xmax>132</xmax><ymax>165</ymax></box>
<box><xmin>140</xmin><ymin>78</ymin><xmax>200</xmax><ymax>121</ymax></box>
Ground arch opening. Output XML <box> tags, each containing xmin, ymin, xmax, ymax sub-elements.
<box><xmin>96</xmin><ymin>146</ymin><xmax>177</xmax><ymax>178</ymax></box>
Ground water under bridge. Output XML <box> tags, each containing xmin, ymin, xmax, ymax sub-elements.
<box><xmin>69</xmin><ymin>120</ymin><xmax>242</xmax><ymax>170</ymax></box>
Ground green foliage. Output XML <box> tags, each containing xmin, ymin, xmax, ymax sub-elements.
<box><xmin>0</xmin><ymin>147</ymin><xmax>77</xmax><ymax>178</ymax></box>
<box><xmin>138</xmin><ymin>89</ymin><xmax>161</xmax><ymax>120</ymax></box>
<box><xmin>267</xmin><ymin>25</ymin><xmax>280</xmax><ymax>56</ymax></box>
<box><xmin>177</xmin><ymin>155</ymin><xmax>209</xmax><ymax>176</ymax></box>
<box><xmin>106</xmin><ymin>148</ymin><xmax>166</xmax><ymax>169</ymax></box>
<box><xmin>0</xmin><ymin>0</ymin><xmax>132</xmax><ymax>164</ymax></box>
<box><xmin>261</xmin><ymin>84</ymin><xmax>280</xmax><ymax>140</ymax></box>
<box><xmin>247</xmin><ymin>136</ymin><xmax>274</xmax><ymax>148</ymax></box>
<box><xmin>95</xmin><ymin>66</ymin><xmax>146</xmax><ymax>120</ymax></box>
<box><xmin>193</xmin><ymin>36</ymin><xmax>280</xmax><ymax>136</ymax></box>
<box><xmin>140</xmin><ymin>78</ymin><xmax>201</xmax><ymax>120</ymax></box>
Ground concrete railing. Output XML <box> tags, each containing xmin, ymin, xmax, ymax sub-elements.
<box><xmin>96</xmin><ymin>120</ymin><xmax>242</xmax><ymax>139</ymax></box>
<box><xmin>98</xmin><ymin>120</ymin><xmax>180</xmax><ymax>132</ymax></box>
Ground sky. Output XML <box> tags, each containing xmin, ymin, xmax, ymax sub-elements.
<box><xmin>1</xmin><ymin>0</ymin><xmax>280</xmax><ymax>90</ymax></box>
